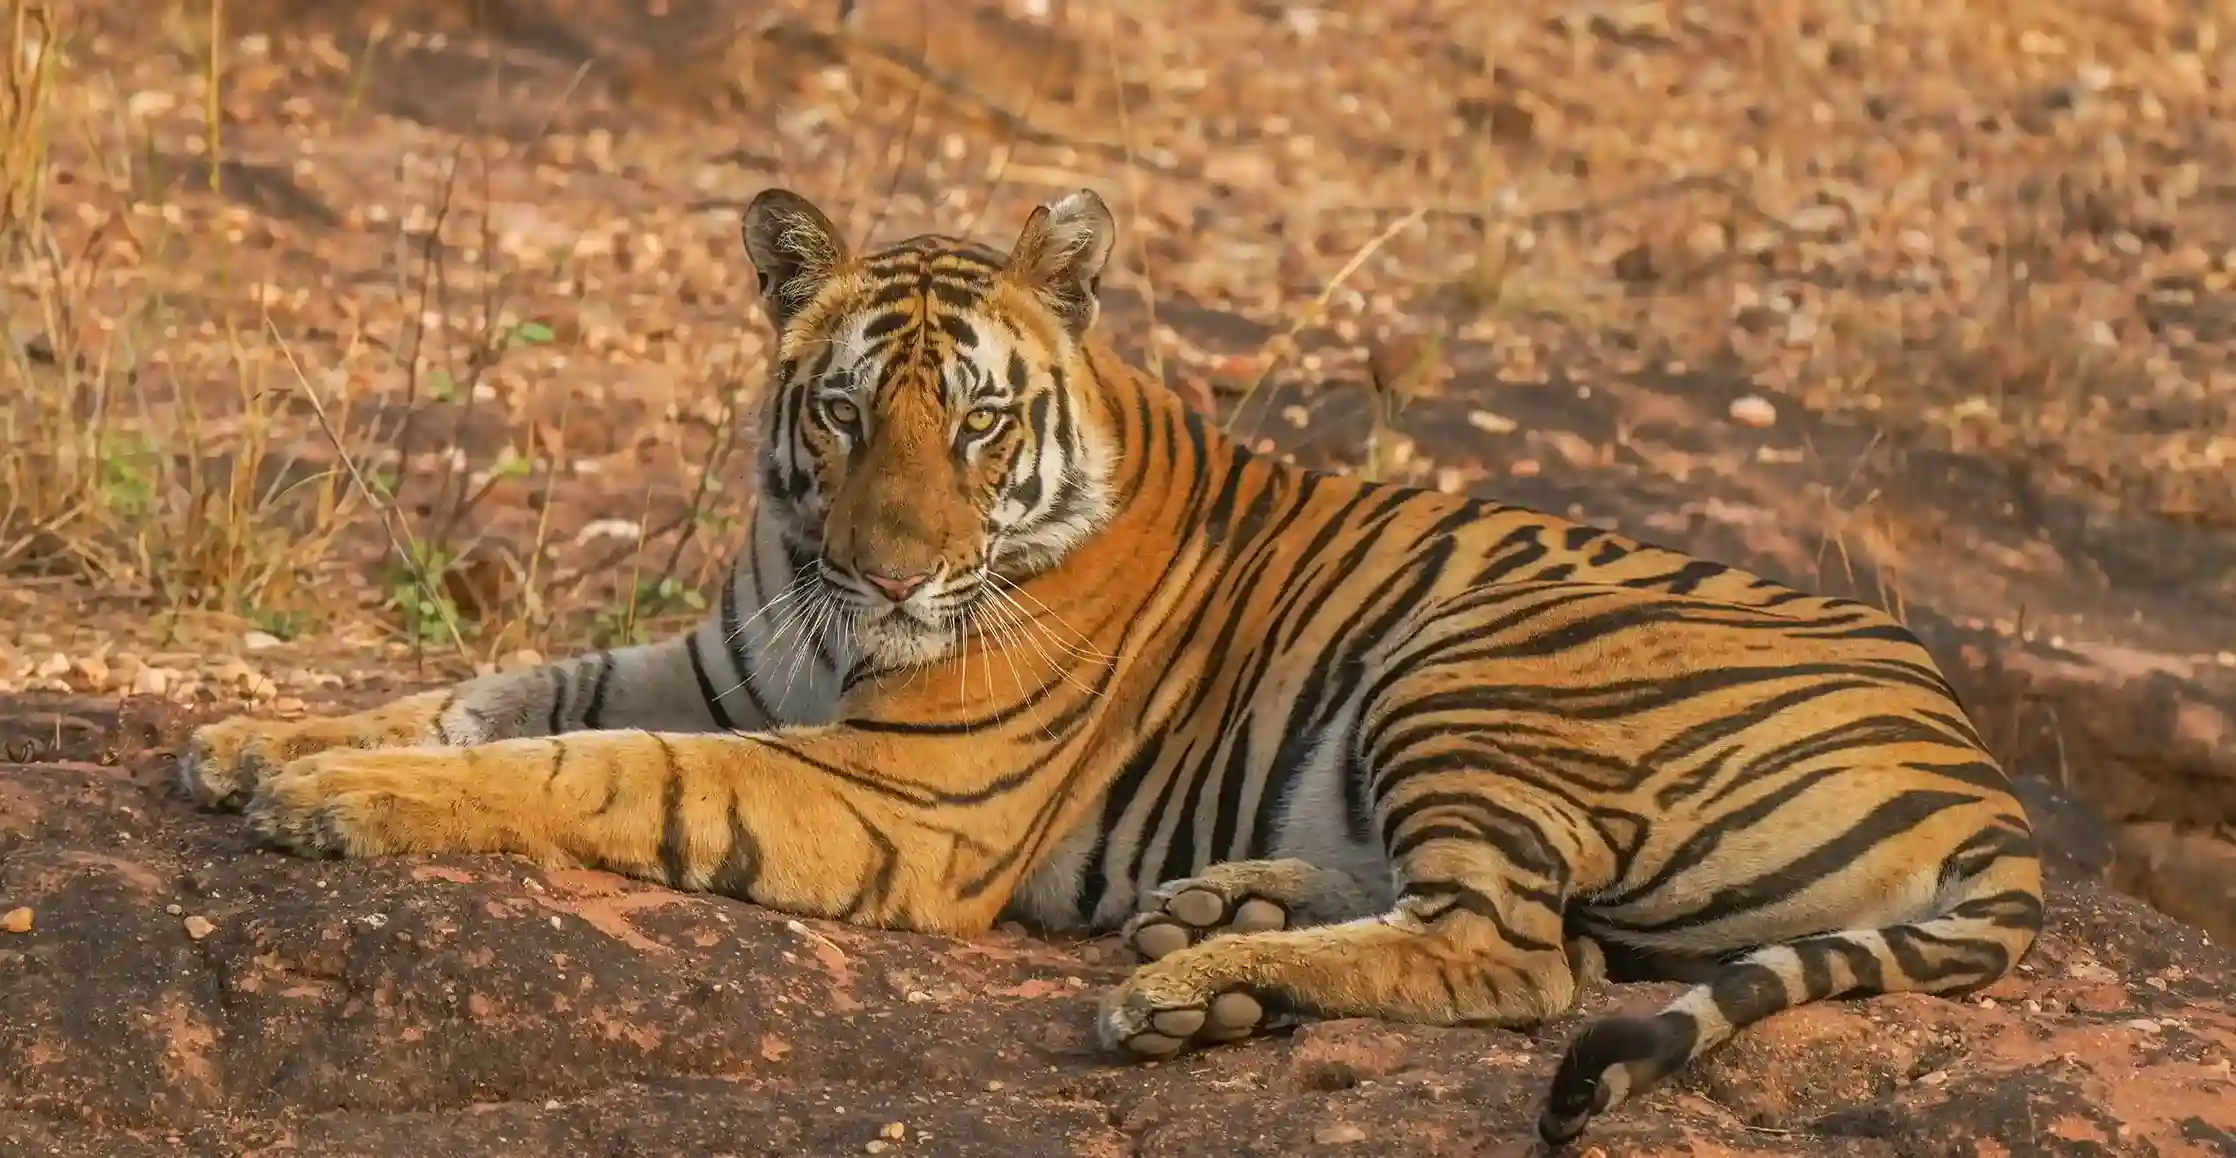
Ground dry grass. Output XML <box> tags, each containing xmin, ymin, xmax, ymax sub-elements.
<box><xmin>0</xmin><ymin>0</ymin><xmax>742</xmax><ymax>680</ymax></box>
<box><xmin>3</xmin><ymin>1</ymin><xmax>338</xmax><ymax>632</ymax></box>
<box><xmin>1</xmin><ymin>0</ymin><xmax>2231</xmax><ymax>689</ymax></box>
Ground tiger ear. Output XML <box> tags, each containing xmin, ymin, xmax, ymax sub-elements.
<box><xmin>1005</xmin><ymin>189</ymin><xmax>1116</xmax><ymax>338</ymax></box>
<box><xmin>741</xmin><ymin>188</ymin><xmax>849</xmax><ymax>331</ymax></box>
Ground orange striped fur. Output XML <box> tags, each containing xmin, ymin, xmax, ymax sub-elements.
<box><xmin>183</xmin><ymin>189</ymin><xmax>2042</xmax><ymax>1149</ymax></box>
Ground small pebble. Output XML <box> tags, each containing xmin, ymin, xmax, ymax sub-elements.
<box><xmin>1466</xmin><ymin>409</ymin><xmax>1517</xmax><ymax>434</ymax></box>
<box><xmin>1728</xmin><ymin>395</ymin><xmax>1778</xmax><ymax>428</ymax></box>
<box><xmin>879</xmin><ymin>1122</ymin><xmax>906</xmax><ymax>1140</ymax></box>
<box><xmin>183</xmin><ymin>915</ymin><xmax>216</xmax><ymax>940</ymax></box>
<box><xmin>243</xmin><ymin>630</ymin><xmax>285</xmax><ymax>651</ymax></box>
<box><xmin>73</xmin><ymin>656</ymin><xmax>112</xmax><ymax>691</ymax></box>
<box><xmin>1313</xmin><ymin>1123</ymin><xmax>1368</xmax><ymax>1145</ymax></box>
<box><xmin>2</xmin><ymin>906</ymin><xmax>32</xmax><ymax>934</ymax></box>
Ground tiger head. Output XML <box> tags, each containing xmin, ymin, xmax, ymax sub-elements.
<box><xmin>740</xmin><ymin>187</ymin><xmax>1124</xmax><ymax>666</ymax></box>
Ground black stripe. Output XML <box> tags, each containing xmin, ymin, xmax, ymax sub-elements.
<box><xmin>1597</xmin><ymin>789</ymin><xmax>1984</xmax><ymax>932</ymax></box>
<box><xmin>655</xmin><ymin>736</ymin><xmax>691</xmax><ymax>887</ymax></box>
<box><xmin>836</xmin><ymin>797</ymin><xmax>901</xmax><ymax>921</ymax></box>
<box><xmin>1399</xmin><ymin>879</ymin><xmax>1562</xmax><ymax>953</ymax></box>
<box><xmin>705</xmin><ymin>788</ymin><xmax>762</xmax><ymax>899</ymax></box>
<box><xmin>583</xmin><ymin>653</ymin><xmax>617</xmax><ymax>729</ymax></box>
<box><xmin>685</xmin><ymin>634</ymin><xmax>739</xmax><ymax>731</ymax></box>
<box><xmin>545</xmin><ymin>667</ymin><xmax>569</xmax><ymax>735</ymax></box>
<box><xmin>720</xmin><ymin>560</ymin><xmax>779</xmax><ymax>725</ymax></box>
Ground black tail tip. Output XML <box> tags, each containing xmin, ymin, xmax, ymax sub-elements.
<box><xmin>1535</xmin><ymin>1014</ymin><xmax>1683</xmax><ymax>1148</ymax></box>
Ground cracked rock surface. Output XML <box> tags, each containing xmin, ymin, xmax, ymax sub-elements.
<box><xmin>3</xmin><ymin>695</ymin><xmax>2234</xmax><ymax>1157</ymax></box>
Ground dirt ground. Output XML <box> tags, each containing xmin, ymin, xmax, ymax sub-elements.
<box><xmin>4</xmin><ymin>0</ymin><xmax>2236</xmax><ymax>1153</ymax></box>
<box><xmin>5</xmin><ymin>693</ymin><xmax>2236</xmax><ymax>1158</ymax></box>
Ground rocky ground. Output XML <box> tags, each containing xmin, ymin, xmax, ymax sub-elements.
<box><xmin>3</xmin><ymin>694</ymin><xmax>2234</xmax><ymax>1157</ymax></box>
<box><xmin>5</xmin><ymin>0</ymin><xmax>2236</xmax><ymax>1153</ymax></box>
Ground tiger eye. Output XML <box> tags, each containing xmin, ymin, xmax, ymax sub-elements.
<box><xmin>826</xmin><ymin>399</ymin><xmax>860</xmax><ymax>425</ymax></box>
<box><xmin>963</xmin><ymin>407</ymin><xmax>1001</xmax><ymax>433</ymax></box>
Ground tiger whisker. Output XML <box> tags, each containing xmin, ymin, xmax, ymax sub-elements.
<box><xmin>984</xmin><ymin>571</ymin><xmax>1117</xmax><ymax>665</ymax></box>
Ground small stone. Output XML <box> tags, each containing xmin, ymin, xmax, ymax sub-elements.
<box><xmin>1611</xmin><ymin>242</ymin><xmax>1657</xmax><ymax>283</ymax></box>
<box><xmin>864</xmin><ymin>1143</ymin><xmax>889</xmax><ymax>1155</ymax></box>
<box><xmin>1313</xmin><ymin>1122</ymin><xmax>1368</xmax><ymax>1145</ymax></box>
<box><xmin>1466</xmin><ymin>409</ymin><xmax>1517</xmax><ymax>435</ymax></box>
<box><xmin>165</xmin><ymin>903</ymin><xmax>183</xmax><ymax>916</ymax></box>
<box><xmin>879</xmin><ymin>1122</ymin><xmax>906</xmax><ymax>1140</ymax></box>
<box><xmin>242</xmin><ymin>630</ymin><xmax>285</xmax><ymax>651</ymax></box>
<box><xmin>73</xmin><ymin>655</ymin><xmax>112</xmax><ymax>691</ymax></box>
<box><xmin>2</xmin><ymin>907</ymin><xmax>32</xmax><ymax>934</ymax></box>
<box><xmin>1729</xmin><ymin>395</ymin><xmax>1778</xmax><ymax>428</ymax></box>
<box><xmin>1684</xmin><ymin>221</ymin><xmax>1728</xmax><ymax>258</ymax></box>
<box><xmin>183</xmin><ymin>915</ymin><xmax>216</xmax><ymax>940</ymax></box>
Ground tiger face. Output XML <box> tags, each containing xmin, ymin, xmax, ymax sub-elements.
<box><xmin>741</xmin><ymin>188</ymin><xmax>1122</xmax><ymax>666</ymax></box>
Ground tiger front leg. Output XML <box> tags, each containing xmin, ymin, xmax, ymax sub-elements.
<box><xmin>180</xmin><ymin>626</ymin><xmax>768</xmax><ymax>811</ymax></box>
<box><xmin>180</xmin><ymin>689</ymin><xmax>460</xmax><ymax>812</ymax></box>
<box><xmin>242</xmin><ymin>726</ymin><xmax>1019</xmax><ymax>936</ymax></box>
<box><xmin>1099</xmin><ymin>834</ymin><xmax>1581</xmax><ymax>1056</ymax></box>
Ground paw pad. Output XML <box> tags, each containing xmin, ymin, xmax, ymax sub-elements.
<box><xmin>1126</xmin><ymin>887</ymin><xmax>1289</xmax><ymax>961</ymax></box>
<box><xmin>1112</xmin><ymin>989</ymin><xmax>1267</xmax><ymax>1057</ymax></box>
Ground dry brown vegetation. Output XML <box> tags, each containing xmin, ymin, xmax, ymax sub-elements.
<box><xmin>2</xmin><ymin>0</ymin><xmax>2234</xmax><ymax>928</ymax></box>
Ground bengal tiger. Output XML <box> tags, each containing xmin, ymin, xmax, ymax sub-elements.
<box><xmin>179</xmin><ymin>187</ymin><xmax>2044</xmax><ymax>1148</ymax></box>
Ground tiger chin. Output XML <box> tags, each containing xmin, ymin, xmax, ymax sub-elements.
<box><xmin>181</xmin><ymin>186</ymin><xmax>2044</xmax><ymax>1150</ymax></box>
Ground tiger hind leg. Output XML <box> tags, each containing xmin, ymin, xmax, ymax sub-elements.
<box><xmin>1535</xmin><ymin>834</ymin><xmax>2044</xmax><ymax>1149</ymax></box>
<box><xmin>1098</xmin><ymin>828</ymin><xmax>1582</xmax><ymax>1057</ymax></box>
<box><xmin>1121</xmin><ymin>858</ymin><xmax>1380</xmax><ymax>962</ymax></box>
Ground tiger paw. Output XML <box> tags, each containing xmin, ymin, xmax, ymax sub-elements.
<box><xmin>1097</xmin><ymin>957</ymin><xmax>1279</xmax><ymax>1058</ymax></box>
<box><xmin>1121</xmin><ymin>858</ymin><xmax>1363</xmax><ymax>962</ymax></box>
<box><xmin>244</xmin><ymin>747</ymin><xmax>485</xmax><ymax>859</ymax></box>
<box><xmin>177</xmin><ymin>691</ymin><xmax>456</xmax><ymax>812</ymax></box>
<box><xmin>177</xmin><ymin>715</ymin><xmax>313</xmax><ymax>811</ymax></box>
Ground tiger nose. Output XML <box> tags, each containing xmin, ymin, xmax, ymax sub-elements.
<box><xmin>862</xmin><ymin>569</ymin><xmax>934</xmax><ymax>602</ymax></box>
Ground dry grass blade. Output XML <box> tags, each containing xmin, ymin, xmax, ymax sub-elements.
<box><xmin>264</xmin><ymin>318</ymin><xmax>469</xmax><ymax>657</ymax></box>
<box><xmin>1224</xmin><ymin>207</ymin><xmax>1427</xmax><ymax>436</ymax></box>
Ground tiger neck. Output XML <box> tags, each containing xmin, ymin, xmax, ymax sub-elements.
<box><xmin>1020</xmin><ymin>338</ymin><xmax>1252</xmax><ymax>601</ymax></box>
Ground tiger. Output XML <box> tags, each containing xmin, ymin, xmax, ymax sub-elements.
<box><xmin>178</xmin><ymin>186</ymin><xmax>2044</xmax><ymax>1149</ymax></box>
